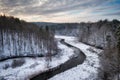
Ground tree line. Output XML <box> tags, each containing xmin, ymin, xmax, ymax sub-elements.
<box><xmin>0</xmin><ymin>15</ymin><xmax>58</xmax><ymax>61</ymax></box>
<box><xmin>78</xmin><ymin>19</ymin><xmax>120</xmax><ymax>80</ymax></box>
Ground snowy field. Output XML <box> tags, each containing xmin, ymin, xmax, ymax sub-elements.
<box><xmin>50</xmin><ymin>35</ymin><xmax>103</xmax><ymax>80</ymax></box>
<box><xmin>0</xmin><ymin>35</ymin><xmax>103</xmax><ymax>80</ymax></box>
<box><xmin>0</xmin><ymin>39</ymin><xmax>74</xmax><ymax>80</ymax></box>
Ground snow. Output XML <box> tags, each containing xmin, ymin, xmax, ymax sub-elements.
<box><xmin>49</xmin><ymin>35</ymin><xmax>103</xmax><ymax>80</ymax></box>
<box><xmin>0</xmin><ymin>31</ymin><xmax>55</xmax><ymax>61</ymax></box>
<box><xmin>0</xmin><ymin>35</ymin><xmax>103</xmax><ymax>80</ymax></box>
<box><xmin>0</xmin><ymin>41</ymin><xmax>74</xmax><ymax>80</ymax></box>
<box><xmin>55</xmin><ymin>35</ymin><xmax>76</xmax><ymax>41</ymax></box>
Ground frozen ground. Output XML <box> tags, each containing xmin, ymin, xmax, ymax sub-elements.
<box><xmin>0</xmin><ymin>40</ymin><xmax>74</xmax><ymax>80</ymax></box>
<box><xmin>0</xmin><ymin>35</ymin><xmax>103</xmax><ymax>80</ymax></box>
<box><xmin>49</xmin><ymin>35</ymin><xmax>103</xmax><ymax>80</ymax></box>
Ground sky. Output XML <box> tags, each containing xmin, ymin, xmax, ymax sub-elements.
<box><xmin>0</xmin><ymin>0</ymin><xmax>120</xmax><ymax>23</ymax></box>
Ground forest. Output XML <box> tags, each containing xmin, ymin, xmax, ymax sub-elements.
<box><xmin>36</xmin><ymin>20</ymin><xmax>120</xmax><ymax>80</ymax></box>
<box><xmin>0</xmin><ymin>15</ymin><xmax>58</xmax><ymax>61</ymax></box>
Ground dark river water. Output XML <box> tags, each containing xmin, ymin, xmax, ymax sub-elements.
<box><xmin>31</xmin><ymin>39</ymin><xmax>86</xmax><ymax>80</ymax></box>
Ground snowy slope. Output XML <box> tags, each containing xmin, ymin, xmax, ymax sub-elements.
<box><xmin>0</xmin><ymin>41</ymin><xmax>74</xmax><ymax>80</ymax></box>
<box><xmin>49</xmin><ymin>35</ymin><xmax>103</xmax><ymax>80</ymax></box>
<box><xmin>0</xmin><ymin>35</ymin><xmax>103</xmax><ymax>80</ymax></box>
<box><xmin>0</xmin><ymin>31</ymin><xmax>52</xmax><ymax>60</ymax></box>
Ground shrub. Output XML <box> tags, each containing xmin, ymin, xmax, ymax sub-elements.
<box><xmin>12</xmin><ymin>59</ymin><xmax>25</xmax><ymax>68</ymax></box>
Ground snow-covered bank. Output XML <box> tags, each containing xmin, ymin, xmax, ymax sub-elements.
<box><xmin>55</xmin><ymin>35</ymin><xmax>76</xmax><ymax>41</ymax></box>
<box><xmin>0</xmin><ymin>41</ymin><xmax>75</xmax><ymax>80</ymax></box>
<box><xmin>49</xmin><ymin>36</ymin><xmax>103</xmax><ymax>80</ymax></box>
<box><xmin>0</xmin><ymin>35</ymin><xmax>103</xmax><ymax>80</ymax></box>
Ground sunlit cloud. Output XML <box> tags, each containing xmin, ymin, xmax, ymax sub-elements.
<box><xmin>0</xmin><ymin>0</ymin><xmax>120</xmax><ymax>22</ymax></box>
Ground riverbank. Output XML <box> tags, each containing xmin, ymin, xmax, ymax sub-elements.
<box><xmin>31</xmin><ymin>38</ymin><xmax>86</xmax><ymax>80</ymax></box>
<box><xmin>0</xmin><ymin>36</ymin><xmax>77</xmax><ymax>80</ymax></box>
<box><xmin>49</xmin><ymin>36</ymin><xmax>103</xmax><ymax>80</ymax></box>
<box><xmin>0</xmin><ymin>35</ymin><xmax>103</xmax><ymax>80</ymax></box>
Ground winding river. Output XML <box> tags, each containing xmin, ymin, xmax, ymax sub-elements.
<box><xmin>31</xmin><ymin>39</ymin><xmax>86</xmax><ymax>80</ymax></box>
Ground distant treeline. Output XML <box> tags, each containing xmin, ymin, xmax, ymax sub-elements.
<box><xmin>0</xmin><ymin>15</ymin><xmax>58</xmax><ymax>61</ymax></box>
<box><xmin>35</xmin><ymin>20</ymin><xmax>120</xmax><ymax>79</ymax></box>
<box><xmin>35</xmin><ymin>19</ymin><xmax>120</xmax><ymax>48</ymax></box>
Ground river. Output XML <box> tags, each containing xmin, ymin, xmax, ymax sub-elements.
<box><xmin>31</xmin><ymin>39</ymin><xmax>86</xmax><ymax>80</ymax></box>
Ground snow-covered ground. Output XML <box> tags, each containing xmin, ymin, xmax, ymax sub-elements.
<box><xmin>0</xmin><ymin>40</ymin><xmax>75</xmax><ymax>80</ymax></box>
<box><xmin>0</xmin><ymin>35</ymin><xmax>103</xmax><ymax>80</ymax></box>
<box><xmin>55</xmin><ymin>35</ymin><xmax>76</xmax><ymax>41</ymax></box>
<box><xmin>49</xmin><ymin>35</ymin><xmax>103</xmax><ymax>80</ymax></box>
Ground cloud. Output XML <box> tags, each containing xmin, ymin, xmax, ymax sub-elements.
<box><xmin>0</xmin><ymin>0</ymin><xmax>120</xmax><ymax>22</ymax></box>
<box><xmin>103</xmin><ymin>11</ymin><xmax>120</xmax><ymax>16</ymax></box>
